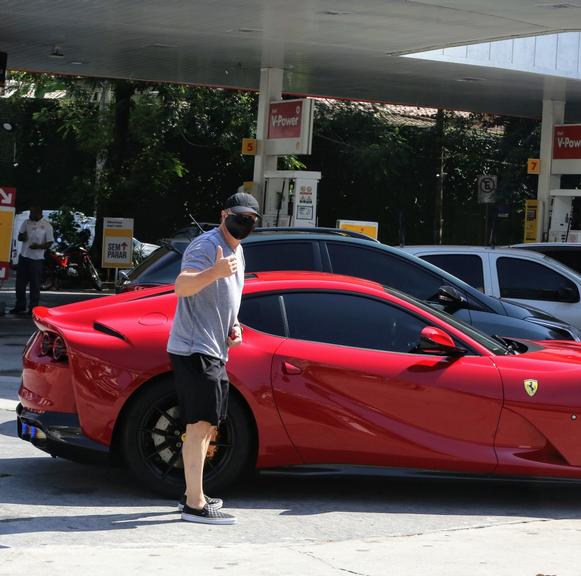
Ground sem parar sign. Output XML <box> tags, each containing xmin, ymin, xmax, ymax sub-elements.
<box><xmin>553</xmin><ymin>124</ymin><xmax>581</xmax><ymax>174</ymax></box>
<box><xmin>265</xmin><ymin>98</ymin><xmax>314</xmax><ymax>156</ymax></box>
<box><xmin>102</xmin><ymin>217</ymin><xmax>133</xmax><ymax>268</ymax></box>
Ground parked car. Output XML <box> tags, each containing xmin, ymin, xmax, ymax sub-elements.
<box><xmin>18</xmin><ymin>271</ymin><xmax>581</xmax><ymax>496</ymax></box>
<box><xmin>116</xmin><ymin>230</ymin><xmax>580</xmax><ymax>342</ymax></box>
<box><xmin>402</xmin><ymin>245</ymin><xmax>581</xmax><ymax>330</ymax></box>
<box><xmin>133</xmin><ymin>238</ymin><xmax>159</xmax><ymax>262</ymax></box>
<box><xmin>509</xmin><ymin>242</ymin><xmax>581</xmax><ymax>274</ymax></box>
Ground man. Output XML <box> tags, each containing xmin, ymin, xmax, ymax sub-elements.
<box><xmin>11</xmin><ymin>206</ymin><xmax>54</xmax><ymax>315</ymax></box>
<box><xmin>167</xmin><ymin>192</ymin><xmax>260</xmax><ymax>525</ymax></box>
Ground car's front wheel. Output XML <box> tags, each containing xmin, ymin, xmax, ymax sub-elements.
<box><xmin>120</xmin><ymin>377</ymin><xmax>255</xmax><ymax>498</ymax></box>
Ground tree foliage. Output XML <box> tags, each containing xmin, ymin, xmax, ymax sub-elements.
<box><xmin>0</xmin><ymin>74</ymin><xmax>540</xmax><ymax>249</ymax></box>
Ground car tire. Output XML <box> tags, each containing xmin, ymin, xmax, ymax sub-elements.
<box><xmin>120</xmin><ymin>377</ymin><xmax>255</xmax><ymax>498</ymax></box>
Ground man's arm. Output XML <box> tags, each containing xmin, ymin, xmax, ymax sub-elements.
<box><xmin>17</xmin><ymin>222</ymin><xmax>27</xmax><ymax>242</ymax></box>
<box><xmin>29</xmin><ymin>240</ymin><xmax>52</xmax><ymax>250</ymax></box>
<box><xmin>175</xmin><ymin>245</ymin><xmax>237</xmax><ymax>297</ymax></box>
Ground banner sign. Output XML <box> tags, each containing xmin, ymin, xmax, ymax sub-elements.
<box><xmin>0</xmin><ymin>186</ymin><xmax>16</xmax><ymax>281</ymax></box>
<box><xmin>553</xmin><ymin>124</ymin><xmax>581</xmax><ymax>174</ymax></box>
<box><xmin>102</xmin><ymin>217</ymin><xmax>133</xmax><ymax>268</ymax></box>
<box><xmin>265</xmin><ymin>99</ymin><xmax>314</xmax><ymax>156</ymax></box>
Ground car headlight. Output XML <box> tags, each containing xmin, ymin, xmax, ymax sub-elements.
<box><xmin>527</xmin><ymin>318</ymin><xmax>581</xmax><ymax>341</ymax></box>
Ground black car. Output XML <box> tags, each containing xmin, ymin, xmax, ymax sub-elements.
<box><xmin>116</xmin><ymin>229</ymin><xmax>580</xmax><ymax>341</ymax></box>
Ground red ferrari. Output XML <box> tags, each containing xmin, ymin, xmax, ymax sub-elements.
<box><xmin>16</xmin><ymin>271</ymin><xmax>581</xmax><ymax>496</ymax></box>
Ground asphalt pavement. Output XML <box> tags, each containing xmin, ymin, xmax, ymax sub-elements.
<box><xmin>1</xmin><ymin>285</ymin><xmax>581</xmax><ymax>575</ymax></box>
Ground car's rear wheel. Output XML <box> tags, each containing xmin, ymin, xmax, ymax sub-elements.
<box><xmin>120</xmin><ymin>377</ymin><xmax>255</xmax><ymax>498</ymax></box>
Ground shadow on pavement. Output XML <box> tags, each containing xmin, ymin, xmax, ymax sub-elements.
<box><xmin>2</xmin><ymin>451</ymin><xmax>581</xmax><ymax>524</ymax></box>
<box><xmin>230</xmin><ymin>472</ymin><xmax>581</xmax><ymax>520</ymax></box>
<box><xmin>0</xmin><ymin>511</ymin><xmax>181</xmax><ymax>536</ymax></box>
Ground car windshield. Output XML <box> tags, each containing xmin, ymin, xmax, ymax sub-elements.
<box><xmin>385</xmin><ymin>286</ymin><xmax>511</xmax><ymax>355</ymax></box>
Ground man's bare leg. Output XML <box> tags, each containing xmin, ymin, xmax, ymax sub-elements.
<box><xmin>183</xmin><ymin>421</ymin><xmax>214</xmax><ymax>509</ymax></box>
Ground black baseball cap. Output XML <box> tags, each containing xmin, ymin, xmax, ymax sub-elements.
<box><xmin>224</xmin><ymin>192</ymin><xmax>260</xmax><ymax>216</ymax></box>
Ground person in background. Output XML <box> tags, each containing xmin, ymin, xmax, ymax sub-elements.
<box><xmin>11</xmin><ymin>205</ymin><xmax>54</xmax><ymax>315</ymax></box>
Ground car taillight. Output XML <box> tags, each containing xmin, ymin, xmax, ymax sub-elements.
<box><xmin>52</xmin><ymin>336</ymin><xmax>67</xmax><ymax>361</ymax></box>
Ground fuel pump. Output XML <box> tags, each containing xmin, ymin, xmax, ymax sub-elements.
<box><xmin>261</xmin><ymin>170</ymin><xmax>321</xmax><ymax>228</ymax></box>
<box><xmin>548</xmin><ymin>189</ymin><xmax>581</xmax><ymax>242</ymax></box>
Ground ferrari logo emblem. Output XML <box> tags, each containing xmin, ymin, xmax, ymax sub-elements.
<box><xmin>524</xmin><ymin>379</ymin><xmax>539</xmax><ymax>397</ymax></box>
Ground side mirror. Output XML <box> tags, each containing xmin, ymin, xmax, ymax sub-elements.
<box><xmin>437</xmin><ymin>285</ymin><xmax>467</xmax><ymax>309</ymax></box>
<box><xmin>418</xmin><ymin>326</ymin><xmax>466</xmax><ymax>357</ymax></box>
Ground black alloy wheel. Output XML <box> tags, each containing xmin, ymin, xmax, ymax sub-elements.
<box><xmin>121</xmin><ymin>377</ymin><xmax>254</xmax><ymax>497</ymax></box>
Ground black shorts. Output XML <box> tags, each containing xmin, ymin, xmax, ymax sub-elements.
<box><xmin>169</xmin><ymin>352</ymin><xmax>229</xmax><ymax>427</ymax></box>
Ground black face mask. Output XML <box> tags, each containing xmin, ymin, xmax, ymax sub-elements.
<box><xmin>225</xmin><ymin>214</ymin><xmax>257</xmax><ymax>240</ymax></box>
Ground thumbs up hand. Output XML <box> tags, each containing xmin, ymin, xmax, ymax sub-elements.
<box><xmin>213</xmin><ymin>245</ymin><xmax>237</xmax><ymax>278</ymax></box>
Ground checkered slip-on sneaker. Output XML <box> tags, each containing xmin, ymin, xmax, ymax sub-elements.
<box><xmin>178</xmin><ymin>494</ymin><xmax>223</xmax><ymax>511</ymax></box>
<box><xmin>181</xmin><ymin>503</ymin><xmax>237</xmax><ymax>525</ymax></box>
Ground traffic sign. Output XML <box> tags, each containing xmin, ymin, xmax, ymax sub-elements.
<box><xmin>477</xmin><ymin>175</ymin><xmax>497</xmax><ymax>204</ymax></box>
<box><xmin>0</xmin><ymin>186</ymin><xmax>16</xmax><ymax>207</ymax></box>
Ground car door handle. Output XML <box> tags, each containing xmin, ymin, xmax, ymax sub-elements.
<box><xmin>282</xmin><ymin>361</ymin><xmax>302</xmax><ymax>375</ymax></box>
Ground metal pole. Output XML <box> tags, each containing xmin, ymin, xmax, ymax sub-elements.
<box><xmin>253</xmin><ymin>68</ymin><xmax>283</xmax><ymax>214</ymax></box>
<box><xmin>538</xmin><ymin>99</ymin><xmax>564</xmax><ymax>241</ymax></box>
<box><xmin>434</xmin><ymin>109</ymin><xmax>445</xmax><ymax>244</ymax></box>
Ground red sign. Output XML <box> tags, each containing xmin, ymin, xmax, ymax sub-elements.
<box><xmin>268</xmin><ymin>100</ymin><xmax>304</xmax><ymax>140</ymax></box>
<box><xmin>553</xmin><ymin>125</ymin><xmax>581</xmax><ymax>160</ymax></box>
<box><xmin>0</xmin><ymin>187</ymin><xmax>16</xmax><ymax>207</ymax></box>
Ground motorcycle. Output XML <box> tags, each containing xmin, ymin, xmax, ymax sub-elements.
<box><xmin>41</xmin><ymin>233</ymin><xmax>103</xmax><ymax>291</ymax></box>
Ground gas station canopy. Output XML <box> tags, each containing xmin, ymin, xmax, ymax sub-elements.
<box><xmin>3</xmin><ymin>1</ymin><xmax>581</xmax><ymax>117</ymax></box>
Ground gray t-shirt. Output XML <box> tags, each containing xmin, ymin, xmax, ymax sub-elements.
<box><xmin>167</xmin><ymin>228</ymin><xmax>245</xmax><ymax>362</ymax></box>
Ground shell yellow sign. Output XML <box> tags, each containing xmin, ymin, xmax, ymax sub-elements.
<box><xmin>336</xmin><ymin>219</ymin><xmax>379</xmax><ymax>240</ymax></box>
<box><xmin>0</xmin><ymin>186</ymin><xmax>16</xmax><ymax>281</ymax></box>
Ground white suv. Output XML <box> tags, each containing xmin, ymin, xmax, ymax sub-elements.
<box><xmin>402</xmin><ymin>245</ymin><xmax>581</xmax><ymax>329</ymax></box>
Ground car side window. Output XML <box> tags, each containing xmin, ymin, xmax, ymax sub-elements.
<box><xmin>127</xmin><ymin>247</ymin><xmax>182</xmax><ymax>284</ymax></box>
<box><xmin>497</xmin><ymin>257</ymin><xmax>580</xmax><ymax>303</ymax></box>
<box><xmin>244</xmin><ymin>241</ymin><xmax>317</xmax><ymax>272</ymax></box>
<box><xmin>238</xmin><ymin>295</ymin><xmax>286</xmax><ymax>336</ymax></box>
<box><xmin>326</xmin><ymin>243</ymin><xmax>443</xmax><ymax>301</ymax></box>
<box><xmin>283</xmin><ymin>291</ymin><xmax>430</xmax><ymax>353</ymax></box>
<box><xmin>420</xmin><ymin>254</ymin><xmax>485</xmax><ymax>292</ymax></box>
